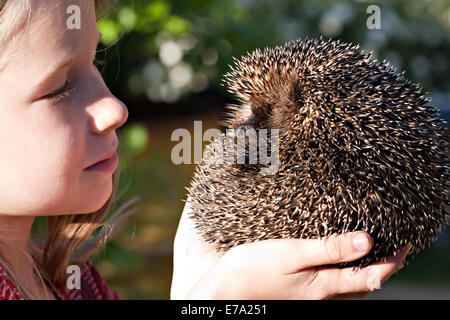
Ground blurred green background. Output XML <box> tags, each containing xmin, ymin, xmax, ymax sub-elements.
<box><xmin>68</xmin><ymin>0</ymin><xmax>450</xmax><ymax>299</ymax></box>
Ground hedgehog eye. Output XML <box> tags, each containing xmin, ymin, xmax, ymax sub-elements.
<box><xmin>235</xmin><ymin>124</ymin><xmax>247</xmax><ymax>132</ymax></box>
<box><xmin>235</xmin><ymin>124</ymin><xmax>255</xmax><ymax>138</ymax></box>
<box><xmin>236</xmin><ymin>120</ymin><xmax>255</xmax><ymax>131</ymax></box>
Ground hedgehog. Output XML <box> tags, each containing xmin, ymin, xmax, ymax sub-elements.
<box><xmin>186</xmin><ymin>37</ymin><xmax>450</xmax><ymax>268</ymax></box>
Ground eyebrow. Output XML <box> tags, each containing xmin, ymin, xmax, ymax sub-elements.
<box><xmin>31</xmin><ymin>32</ymin><xmax>103</xmax><ymax>99</ymax></box>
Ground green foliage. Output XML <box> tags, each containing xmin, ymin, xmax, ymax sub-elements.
<box><xmin>118</xmin><ymin>7</ymin><xmax>137</xmax><ymax>31</ymax></box>
<box><xmin>95</xmin><ymin>237</ymin><xmax>145</xmax><ymax>272</ymax></box>
<box><xmin>97</xmin><ymin>0</ymin><xmax>450</xmax><ymax>110</ymax></box>
<box><xmin>121</xmin><ymin>122</ymin><xmax>150</xmax><ymax>157</ymax></box>
<box><xmin>97</xmin><ymin>18</ymin><xmax>120</xmax><ymax>45</ymax></box>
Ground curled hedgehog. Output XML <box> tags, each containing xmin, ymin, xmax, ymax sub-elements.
<box><xmin>187</xmin><ymin>38</ymin><xmax>450</xmax><ymax>267</ymax></box>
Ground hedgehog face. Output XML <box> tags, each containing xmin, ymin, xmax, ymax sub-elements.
<box><xmin>188</xmin><ymin>38</ymin><xmax>450</xmax><ymax>268</ymax></box>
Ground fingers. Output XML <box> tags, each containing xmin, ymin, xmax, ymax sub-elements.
<box><xmin>310</xmin><ymin>266</ymin><xmax>381</xmax><ymax>299</ymax></box>
<box><xmin>362</xmin><ymin>245</ymin><xmax>410</xmax><ymax>285</ymax></box>
<box><xmin>182</xmin><ymin>200</ymin><xmax>373</xmax><ymax>272</ymax></box>
<box><xmin>285</xmin><ymin>232</ymin><xmax>373</xmax><ymax>271</ymax></box>
<box><xmin>223</xmin><ymin>231</ymin><xmax>372</xmax><ymax>275</ymax></box>
<box><xmin>310</xmin><ymin>246</ymin><xmax>410</xmax><ymax>299</ymax></box>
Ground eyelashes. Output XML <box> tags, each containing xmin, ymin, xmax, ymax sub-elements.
<box><xmin>43</xmin><ymin>81</ymin><xmax>75</xmax><ymax>102</ymax></box>
<box><xmin>43</xmin><ymin>59</ymin><xmax>105</xmax><ymax>103</ymax></box>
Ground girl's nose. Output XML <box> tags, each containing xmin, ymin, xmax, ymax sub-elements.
<box><xmin>89</xmin><ymin>94</ymin><xmax>129</xmax><ymax>134</ymax></box>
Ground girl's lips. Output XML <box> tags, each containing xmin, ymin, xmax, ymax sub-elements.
<box><xmin>85</xmin><ymin>151</ymin><xmax>119</xmax><ymax>173</ymax></box>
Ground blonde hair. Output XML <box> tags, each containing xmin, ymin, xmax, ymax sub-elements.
<box><xmin>0</xmin><ymin>0</ymin><xmax>138</xmax><ymax>299</ymax></box>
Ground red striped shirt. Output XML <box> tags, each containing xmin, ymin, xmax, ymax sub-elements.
<box><xmin>0</xmin><ymin>260</ymin><xmax>120</xmax><ymax>300</ymax></box>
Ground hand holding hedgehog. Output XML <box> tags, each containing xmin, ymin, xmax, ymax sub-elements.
<box><xmin>171</xmin><ymin>200</ymin><xmax>408</xmax><ymax>299</ymax></box>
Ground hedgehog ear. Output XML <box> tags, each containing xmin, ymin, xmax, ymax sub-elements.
<box><xmin>218</xmin><ymin>103</ymin><xmax>253</xmax><ymax>129</ymax></box>
<box><xmin>219</xmin><ymin>99</ymin><xmax>273</xmax><ymax>129</ymax></box>
<box><xmin>219</xmin><ymin>91</ymin><xmax>297</xmax><ymax>131</ymax></box>
<box><xmin>267</xmin><ymin>80</ymin><xmax>303</xmax><ymax>131</ymax></box>
<box><xmin>247</xmin><ymin>98</ymin><xmax>273</xmax><ymax>129</ymax></box>
<box><xmin>228</xmin><ymin>96</ymin><xmax>298</xmax><ymax>132</ymax></box>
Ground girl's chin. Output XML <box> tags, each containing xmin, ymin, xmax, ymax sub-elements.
<box><xmin>69</xmin><ymin>186</ymin><xmax>113</xmax><ymax>214</ymax></box>
<box><xmin>41</xmin><ymin>178</ymin><xmax>114</xmax><ymax>215</ymax></box>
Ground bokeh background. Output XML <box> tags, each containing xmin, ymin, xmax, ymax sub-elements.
<box><xmin>66</xmin><ymin>0</ymin><xmax>450</xmax><ymax>299</ymax></box>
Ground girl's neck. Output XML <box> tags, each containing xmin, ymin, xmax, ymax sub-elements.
<box><xmin>0</xmin><ymin>215</ymin><xmax>55</xmax><ymax>299</ymax></box>
<box><xmin>0</xmin><ymin>215</ymin><xmax>35</xmax><ymax>268</ymax></box>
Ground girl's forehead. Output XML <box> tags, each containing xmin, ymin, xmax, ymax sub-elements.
<box><xmin>2</xmin><ymin>0</ymin><xmax>98</xmax><ymax>76</ymax></box>
<box><xmin>27</xmin><ymin>0</ymin><xmax>97</xmax><ymax>43</ymax></box>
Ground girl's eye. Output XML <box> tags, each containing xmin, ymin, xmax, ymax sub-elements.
<box><xmin>42</xmin><ymin>59</ymin><xmax>103</xmax><ymax>103</ymax></box>
<box><xmin>43</xmin><ymin>81</ymin><xmax>75</xmax><ymax>102</ymax></box>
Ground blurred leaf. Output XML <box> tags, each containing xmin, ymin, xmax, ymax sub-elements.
<box><xmin>118</xmin><ymin>7</ymin><xmax>137</xmax><ymax>31</ymax></box>
<box><xmin>98</xmin><ymin>19</ymin><xmax>120</xmax><ymax>45</ymax></box>
<box><xmin>122</xmin><ymin>122</ymin><xmax>150</xmax><ymax>156</ymax></box>
<box><xmin>164</xmin><ymin>15</ymin><xmax>190</xmax><ymax>35</ymax></box>
<box><xmin>146</xmin><ymin>1</ymin><xmax>170</xmax><ymax>21</ymax></box>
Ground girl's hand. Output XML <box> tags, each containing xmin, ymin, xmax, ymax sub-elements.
<box><xmin>171</xmin><ymin>199</ymin><xmax>408</xmax><ymax>300</ymax></box>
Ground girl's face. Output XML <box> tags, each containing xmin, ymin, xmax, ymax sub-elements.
<box><xmin>0</xmin><ymin>0</ymin><xmax>128</xmax><ymax>216</ymax></box>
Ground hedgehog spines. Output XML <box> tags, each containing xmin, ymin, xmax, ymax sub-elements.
<box><xmin>187</xmin><ymin>37</ymin><xmax>449</xmax><ymax>268</ymax></box>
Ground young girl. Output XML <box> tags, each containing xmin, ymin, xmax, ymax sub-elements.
<box><xmin>0</xmin><ymin>0</ymin><xmax>137</xmax><ymax>299</ymax></box>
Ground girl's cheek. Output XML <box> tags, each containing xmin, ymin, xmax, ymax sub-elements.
<box><xmin>0</xmin><ymin>117</ymin><xmax>84</xmax><ymax>213</ymax></box>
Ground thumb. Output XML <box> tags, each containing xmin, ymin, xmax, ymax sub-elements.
<box><xmin>268</xmin><ymin>231</ymin><xmax>373</xmax><ymax>272</ymax></box>
<box><xmin>223</xmin><ymin>231</ymin><xmax>373</xmax><ymax>274</ymax></box>
<box><xmin>300</xmin><ymin>231</ymin><xmax>373</xmax><ymax>268</ymax></box>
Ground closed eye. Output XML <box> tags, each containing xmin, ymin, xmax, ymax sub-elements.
<box><xmin>42</xmin><ymin>81</ymin><xmax>74</xmax><ymax>102</ymax></box>
<box><xmin>43</xmin><ymin>59</ymin><xmax>103</xmax><ymax>102</ymax></box>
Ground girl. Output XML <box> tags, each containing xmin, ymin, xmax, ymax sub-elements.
<box><xmin>0</xmin><ymin>0</ymin><xmax>137</xmax><ymax>299</ymax></box>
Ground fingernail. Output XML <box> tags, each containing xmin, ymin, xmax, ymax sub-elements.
<box><xmin>352</xmin><ymin>232</ymin><xmax>370</xmax><ymax>252</ymax></box>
